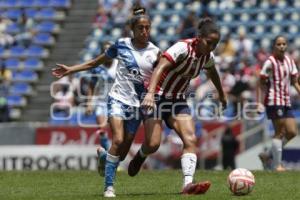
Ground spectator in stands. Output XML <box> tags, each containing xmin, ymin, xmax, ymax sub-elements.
<box><xmin>0</xmin><ymin>62</ymin><xmax>11</xmax><ymax>122</ymax></box>
<box><xmin>52</xmin><ymin>6</ymin><xmax>160</xmax><ymax>197</ymax></box>
<box><xmin>52</xmin><ymin>83</ymin><xmax>74</xmax><ymax>117</ymax></box>
<box><xmin>0</xmin><ymin>32</ymin><xmax>15</xmax><ymax>48</ymax></box>
<box><xmin>217</xmin><ymin>33</ymin><xmax>236</xmax><ymax>63</ymax></box>
<box><xmin>128</xmin><ymin>17</ymin><xmax>226</xmax><ymax>195</ymax></box>
<box><xmin>233</xmin><ymin>30</ymin><xmax>253</xmax><ymax>62</ymax></box>
<box><xmin>221</xmin><ymin>126</ymin><xmax>239</xmax><ymax>170</ymax></box>
<box><xmin>93</xmin><ymin>6</ymin><xmax>108</xmax><ymax>29</ymax></box>
<box><xmin>176</xmin><ymin>11</ymin><xmax>197</xmax><ymax>39</ymax></box>
<box><xmin>14</xmin><ymin>12</ymin><xmax>36</xmax><ymax>47</ymax></box>
<box><xmin>0</xmin><ymin>16</ymin><xmax>13</xmax><ymax>33</ymax></box>
<box><xmin>258</xmin><ymin>35</ymin><xmax>300</xmax><ymax>171</ymax></box>
<box><xmin>111</xmin><ymin>0</ymin><xmax>132</xmax><ymax>27</ymax></box>
<box><xmin>0</xmin><ymin>78</ymin><xmax>10</xmax><ymax>122</ymax></box>
<box><xmin>0</xmin><ymin>62</ymin><xmax>12</xmax><ymax>82</ymax></box>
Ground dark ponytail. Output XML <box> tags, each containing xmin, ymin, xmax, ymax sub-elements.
<box><xmin>198</xmin><ymin>17</ymin><xmax>219</xmax><ymax>37</ymax></box>
<box><xmin>130</xmin><ymin>5</ymin><xmax>149</xmax><ymax>28</ymax></box>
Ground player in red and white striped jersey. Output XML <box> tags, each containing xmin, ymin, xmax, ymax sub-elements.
<box><xmin>258</xmin><ymin>35</ymin><xmax>300</xmax><ymax>171</ymax></box>
<box><xmin>128</xmin><ymin>18</ymin><xmax>226</xmax><ymax>195</ymax></box>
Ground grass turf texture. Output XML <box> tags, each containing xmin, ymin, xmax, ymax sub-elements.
<box><xmin>0</xmin><ymin>170</ymin><xmax>299</xmax><ymax>200</ymax></box>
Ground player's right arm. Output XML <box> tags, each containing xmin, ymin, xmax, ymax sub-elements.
<box><xmin>52</xmin><ymin>54</ymin><xmax>110</xmax><ymax>78</ymax></box>
<box><xmin>257</xmin><ymin>59</ymin><xmax>271</xmax><ymax>113</ymax></box>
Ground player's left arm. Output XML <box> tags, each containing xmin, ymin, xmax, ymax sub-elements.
<box><xmin>291</xmin><ymin>74</ymin><xmax>300</xmax><ymax>94</ymax></box>
<box><xmin>205</xmin><ymin>60</ymin><xmax>227</xmax><ymax>109</ymax></box>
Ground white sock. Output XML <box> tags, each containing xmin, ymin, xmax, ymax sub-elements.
<box><xmin>271</xmin><ymin>138</ymin><xmax>282</xmax><ymax>168</ymax></box>
<box><xmin>106</xmin><ymin>153</ymin><xmax>120</xmax><ymax>163</ymax></box>
<box><xmin>181</xmin><ymin>153</ymin><xmax>197</xmax><ymax>188</ymax></box>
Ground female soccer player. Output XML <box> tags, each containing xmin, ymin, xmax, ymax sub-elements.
<box><xmin>258</xmin><ymin>35</ymin><xmax>300</xmax><ymax>171</ymax></box>
<box><xmin>52</xmin><ymin>7</ymin><xmax>161</xmax><ymax>197</ymax></box>
<box><xmin>128</xmin><ymin>17</ymin><xmax>227</xmax><ymax>195</ymax></box>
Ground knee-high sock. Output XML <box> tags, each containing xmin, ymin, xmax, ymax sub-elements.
<box><xmin>271</xmin><ymin>138</ymin><xmax>282</xmax><ymax>168</ymax></box>
<box><xmin>104</xmin><ymin>153</ymin><xmax>119</xmax><ymax>189</ymax></box>
<box><xmin>181</xmin><ymin>153</ymin><xmax>197</xmax><ymax>187</ymax></box>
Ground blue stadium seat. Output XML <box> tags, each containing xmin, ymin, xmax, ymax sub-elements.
<box><xmin>9</xmin><ymin>46</ymin><xmax>26</xmax><ymax>58</ymax></box>
<box><xmin>3</xmin><ymin>9</ymin><xmax>22</xmax><ymax>20</ymax></box>
<box><xmin>25</xmin><ymin>45</ymin><xmax>48</xmax><ymax>58</ymax></box>
<box><xmin>33</xmin><ymin>33</ymin><xmax>55</xmax><ymax>46</ymax></box>
<box><xmin>50</xmin><ymin>0</ymin><xmax>71</xmax><ymax>9</ymax></box>
<box><xmin>34</xmin><ymin>0</ymin><xmax>50</xmax><ymax>8</ymax></box>
<box><xmin>2</xmin><ymin>0</ymin><xmax>18</xmax><ymax>8</ymax></box>
<box><xmin>19</xmin><ymin>0</ymin><xmax>35</xmax><ymax>8</ymax></box>
<box><xmin>23</xmin><ymin>58</ymin><xmax>43</xmax><ymax>70</ymax></box>
<box><xmin>12</xmin><ymin>70</ymin><xmax>38</xmax><ymax>82</ymax></box>
<box><xmin>34</xmin><ymin>21</ymin><xmax>58</xmax><ymax>33</ymax></box>
<box><xmin>7</xmin><ymin>95</ymin><xmax>26</xmax><ymax>107</ymax></box>
<box><xmin>24</xmin><ymin>8</ymin><xmax>37</xmax><ymax>18</ymax></box>
<box><xmin>0</xmin><ymin>47</ymin><xmax>5</xmax><ymax>58</ymax></box>
<box><xmin>5</xmin><ymin>23</ymin><xmax>21</xmax><ymax>34</ymax></box>
<box><xmin>10</xmin><ymin>82</ymin><xmax>33</xmax><ymax>95</ymax></box>
<box><xmin>35</xmin><ymin>8</ymin><xmax>56</xmax><ymax>20</ymax></box>
<box><xmin>4</xmin><ymin>58</ymin><xmax>21</xmax><ymax>71</ymax></box>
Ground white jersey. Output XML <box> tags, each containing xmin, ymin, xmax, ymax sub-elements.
<box><xmin>260</xmin><ymin>55</ymin><xmax>298</xmax><ymax>106</ymax></box>
<box><xmin>106</xmin><ymin>37</ymin><xmax>159</xmax><ymax>107</ymax></box>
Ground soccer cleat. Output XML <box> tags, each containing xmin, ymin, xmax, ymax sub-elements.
<box><xmin>258</xmin><ymin>152</ymin><xmax>272</xmax><ymax>170</ymax></box>
<box><xmin>128</xmin><ymin>152</ymin><xmax>146</xmax><ymax>177</ymax></box>
<box><xmin>97</xmin><ymin>146</ymin><xmax>106</xmax><ymax>177</ymax></box>
<box><xmin>103</xmin><ymin>186</ymin><xmax>116</xmax><ymax>198</ymax></box>
<box><xmin>181</xmin><ymin>181</ymin><xmax>211</xmax><ymax>195</ymax></box>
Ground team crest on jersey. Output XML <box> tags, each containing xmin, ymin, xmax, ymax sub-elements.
<box><xmin>145</xmin><ymin>54</ymin><xmax>154</xmax><ymax>64</ymax></box>
<box><xmin>277</xmin><ymin>109</ymin><xmax>283</xmax><ymax>116</ymax></box>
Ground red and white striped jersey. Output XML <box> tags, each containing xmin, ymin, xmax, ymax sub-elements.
<box><xmin>260</xmin><ymin>55</ymin><xmax>298</xmax><ymax>106</ymax></box>
<box><xmin>156</xmin><ymin>38</ymin><xmax>214</xmax><ymax>97</ymax></box>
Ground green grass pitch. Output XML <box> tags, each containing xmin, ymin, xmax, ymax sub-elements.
<box><xmin>1</xmin><ymin>170</ymin><xmax>300</xmax><ymax>200</ymax></box>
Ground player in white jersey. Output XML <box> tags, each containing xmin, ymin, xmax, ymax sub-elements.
<box><xmin>52</xmin><ymin>6</ymin><xmax>161</xmax><ymax>197</ymax></box>
<box><xmin>258</xmin><ymin>35</ymin><xmax>300</xmax><ymax>171</ymax></box>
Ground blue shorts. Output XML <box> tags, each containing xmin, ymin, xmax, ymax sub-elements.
<box><xmin>144</xmin><ymin>95</ymin><xmax>191</xmax><ymax>129</ymax></box>
<box><xmin>266</xmin><ymin>106</ymin><xmax>294</xmax><ymax>119</ymax></box>
<box><xmin>107</xmin><ymin>96</ymin><xmax>142</xmax><ymax>135</ymax></box>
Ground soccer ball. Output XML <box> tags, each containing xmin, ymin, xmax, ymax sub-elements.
<box><xmin>227</xmin><ymin>168</ymin><xmax>255</xmax><ymax>195</ymax></box>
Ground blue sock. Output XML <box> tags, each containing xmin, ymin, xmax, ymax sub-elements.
<box><xmin>104</xmin><ymin>153</ymin><xmax>119</xmax><ymax>189</ymax></box>
<box><xmin>99</xmin><ymin>132</ymin><xmax>109</xmax><ymax>151</ymax></box>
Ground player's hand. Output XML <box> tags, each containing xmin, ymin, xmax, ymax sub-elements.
<box><xmin>52</xmin><ymin>63</ymin><xmax>72</xmax><ymax>78</ymax></box>
<box><xmin>141</xmin><ymin>92</ymin><xmax>155</xmax><ymax>114</ymax></box>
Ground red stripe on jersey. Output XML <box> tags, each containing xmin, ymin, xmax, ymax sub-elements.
<box><xmin>163</xmin><ymin>56</ymin><xmax>193</xmax><ymax>95</ymax></box>
<box><xmin>275</xmin><ymin>59</ymin><xmax>283</xmax><ymax>105</ymax></box>
<box><xmin>163</xmin><ymin>52</ymin><xmax>176</xmax><ymax>66</ymax></box>
<box><xmin>156</xmin><ymin>39</ymin><xmax>212</xmax><ymax>96</ymax></box>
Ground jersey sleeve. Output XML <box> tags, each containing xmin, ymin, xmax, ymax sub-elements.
<box><xmin>162</xmin><ymin>42</ymin><xmax>188</xmax><ymax>66</ymax></box>
<box><xmin>291</xmin><ymin>58</ymin><xmax>298</xmax><ymax>76</ymax></box>
<box><xmin>202</xmin><ymin>52</ymin><xmax>215</xmax><ymax>70</ymax></box>
<box><xmin>260</xmin><ymin>59</ymin><xmax>272</xmax><ymax>78</ymax></box>
<box><xmin>105</xmin><ymin>40</ymin><xmax>118</xmax><ymax>58</ymax></box>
